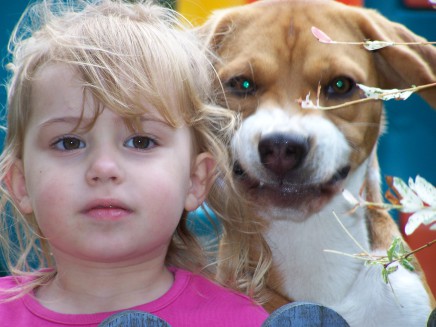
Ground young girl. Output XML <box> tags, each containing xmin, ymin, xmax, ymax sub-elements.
<box><xmin>0</xmin><ymin>0</ymin><xmax>271</xmax><ymax>325</ymax></box>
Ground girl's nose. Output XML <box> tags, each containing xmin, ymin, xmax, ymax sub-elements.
<box><xmin>85</xmin><ymin>150</ymin><xmax>124</xmax><ymax>185</ymax></box>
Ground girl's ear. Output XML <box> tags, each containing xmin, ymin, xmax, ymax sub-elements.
<box><xmin>5</xmin><ymin>160</ymin><xmax>33</xmax><ymax>214</ymax></box>
<box><xmin>184</xmin><ymin>152</ymin><xmax>216</xmax><ymax>212</ymax></box>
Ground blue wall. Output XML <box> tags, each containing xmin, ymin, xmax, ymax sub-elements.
<box><xmin>364</xmin><ymin>0</ymin><xmax>436</xmax><ymax>200</ymax></box>
<box><xmin>1</xmin><ymin>1</ymin><xmax>30</xmax><ymax>133</ymax></box>
<box><xmin>0</xmin><ymin>2</ymin><xmax>28</xmax><ymax>275</ymax></box>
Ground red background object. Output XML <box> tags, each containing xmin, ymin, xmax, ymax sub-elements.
<box><xmin>400</xmin><ymin>213</ymin><xmax>436</xmax><ymax>298</ymax></box>
<box><xmin>337</xmin><ymin>0</ymin><xmax>363</xmax><ymax>6</ymax></box>
<box><xmin>403</xmin><ymin>0</ymin><xmax>435</xmax><ymax>8</ymax></box>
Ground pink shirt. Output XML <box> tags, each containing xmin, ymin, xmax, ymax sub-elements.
<box><xmin>0</xmin><ymin>267</ymin><xmax>268</xmax><ymax>326</ymax></box>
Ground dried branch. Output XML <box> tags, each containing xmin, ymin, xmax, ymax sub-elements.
<box><xmin>298</xmin><ymin>82</ymin><xmax>436</xmax><ymax>111</ymax></box>
<box><xmin>329</xmin><ymin>176</ymin><xmax>436</xmax><ymax>285</ymax></box>
<box><xmin>311</xmin><ymin>26</ymin><xmax>436</xmax><ymax>51</ymax></box>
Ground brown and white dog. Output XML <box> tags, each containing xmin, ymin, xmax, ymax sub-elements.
<box><xmin>198</xmin><ymin>0</ymin><xmax>436</xmax><ymax>326</ymax></box>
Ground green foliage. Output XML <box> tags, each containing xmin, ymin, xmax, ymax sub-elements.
<box><xmin>363</xmin><ymin>237</ymin><xmax>416</xmax><ymax>284</ymax></box>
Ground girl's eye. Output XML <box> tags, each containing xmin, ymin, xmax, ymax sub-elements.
<box><xmin>124</xmin><ymin>136</ymin><xmax>155</xmax><ymax>150</ymax></box>
<box><xmin>52</xmin><ymin>137</ymin><xmax>85</xmax><ymax>151</ymax></box>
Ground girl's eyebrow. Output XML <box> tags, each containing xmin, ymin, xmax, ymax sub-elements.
<box><xmin>38</xmin><ymin>113</ymin><xmax>176</xmax><ymax>129</ymax></box>
<box><xmin>139</xmin><ymin>115</ymin><xmax>176</xmax><ymax>129</ymax></box>
<box><xmin>39</xmin><ymin>116</ymin><xmax>89</xmax><ymax>128</ymax></box>
<box><xmin>39</xmin><ymin>115</ymin><xmax>129</xmax><ymax>128</ymax></box>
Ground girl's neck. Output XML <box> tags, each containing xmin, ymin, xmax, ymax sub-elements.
<box><xmin>35</xmin><ymin>257</ymin><xmax>174</xmax><ymax>314</ymax></box>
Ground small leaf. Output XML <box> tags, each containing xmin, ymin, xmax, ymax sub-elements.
<box><xmin>382</xmin><ymin>265</ymin><xmax>398</xmax><ymax>284</ymax></box>
<box><xmin>386</xmin><ymin>265</ymin><xmax>399</xmax><ymax>275</ymax></box>
<box><xmin>409</xmin><ymin>176</ymin><xmax>436</xmax><ymax>207</ymax></box>
<box><xmin>404</xmin><ymin>209</ymin><xmax>436</xmax><ymax>235</ymax></box>
<box><xmin>311</xmin><ymin>26</ymin><xmax>333</xmax><ymax>44</ymax></box>
<box><xmin>382</xmin><ymin>268</ymin><xmax>389</xmax><ymax>284</ymax></box>
<box><xmin>398</xmin><ymin>240</ymin><xmax>406</xmax><ymax>255</ymax></box>
<box><xmin>363</xmin><ymin>40</ymin><xmax>395</xmax><ymax>51</ymax></box>
<box><xmin>387</xmin><ymin>238</ymin><xmax>400</xmax><ymax>262</ymax></box>
<box><xmin>365</xmin><ymin>260</ymin><xmax>380</xmax><ymax>267</ymax></box>
<box><xmin>400</xmin><ymin>259</ymin><xmax>415</xmax><ymax>272</ymax></box>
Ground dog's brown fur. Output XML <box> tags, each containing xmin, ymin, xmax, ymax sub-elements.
<box><xmin>199</xmin><ymin>0</ymin><xmax>436</xmax><ymax>325</ymax></box>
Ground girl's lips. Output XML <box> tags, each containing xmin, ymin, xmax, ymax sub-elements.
<box><xmin>82</xmin><ymin>200</ymin><xmax>133</xmax><ymax>220</ymax></box>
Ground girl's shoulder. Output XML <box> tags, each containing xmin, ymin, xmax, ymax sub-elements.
<box><xmin>169</xmin><ymin>267</ymin><xmax>268</xmax><ymax>325</ymax></box>
<box><xmin>0</xmin><ymin>274</ymin><xmax>35</xmax><ymax>286</ymax></box>
<box><xmin>188</xmin><ymin>270</ymin><xmax>263</xmax><ymax>305</ymax></box>
<box><xmin>0</xmin><ymin>275</ymin><xmax>21</xmax><ymax>290</ymax></box>
<box><xmin>0</xmin><ymin>274</ymin><xmax>30</xmax><ymax>301</ymax></box>
<box><xmin>0</xmin><ymin>274</ymin><xmax>16</xmax><ymax>284</ymax></box>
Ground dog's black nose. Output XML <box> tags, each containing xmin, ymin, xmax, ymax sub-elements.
<box><xmin>258</xmin><ymin>133</ymin><xmax>309</xmax><ymax>176</ymax></box>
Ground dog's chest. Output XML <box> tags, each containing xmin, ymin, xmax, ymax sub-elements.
<box><xmin>264</xmin><ymin>163</ymin><xmax>372</xmax><ymax>303</ymax></box>
<box><xmin>265</xmin><ymin>204</ymin><xmax>370</xmax><ymax>303</ymax></box>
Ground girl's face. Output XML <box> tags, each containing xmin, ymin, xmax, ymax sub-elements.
<box><xmin>9</xmin><ymin>63</ymin><xmax>212</xmax><ymax>265</ymax></box>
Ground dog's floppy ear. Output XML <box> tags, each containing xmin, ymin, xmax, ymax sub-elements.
<box><xmin>356</xmin><ymin>9</ymin><xmax>436</xmax><ymax>108</ymax></box>
<box><xmin>194</xmin><ymin>7</ymin><xmax>236</xmax><ymax>56</ymax></box>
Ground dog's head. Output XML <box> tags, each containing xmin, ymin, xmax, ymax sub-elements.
<box><xmin>199</xmin><ymin>0</ymin><xmax>436</xmax><ymax>221</ymax></box>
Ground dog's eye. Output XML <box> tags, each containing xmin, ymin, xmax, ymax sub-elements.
<box><xmin>226</xmin><ymin>76</ymin><xmax>257</xmax><ymax>96</ymax></box>
<box><xmin>325</xmin><ymin>77</ymin><xmax>355</xmax><ymax>97</ymax></box>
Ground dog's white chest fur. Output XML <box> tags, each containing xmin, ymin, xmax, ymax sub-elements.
<box><xmin>265</xmin><ymin>162</ymin><xmax>370</xmax><ymax>303</ymax></box>
<box><xmin>264</xmin><ymin>163</ymin><xmax>430</xmax><ymax>326</ymax></box>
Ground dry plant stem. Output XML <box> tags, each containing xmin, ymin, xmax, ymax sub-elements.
<box><xmin>358</xmin><ymin>201</ymin><xmax>402</xmax><ymax>211</ymax></box>
<box><xmin>311</xmin><ymin>26</ymin><xmax>436</xmax><ymax>48</ymax></box>
<box><xmin>330</xmin><ymin>41</ymin><xmax>436</xmax><ymax>46</ymax></box>
<box><xmin>329</xmin><ymin>211</ymin><xmax>373</xmax><ymax>258</ymax></box>
<box><xmin>328</xmin><ymin>212</ymin><xmax>436</xmax><ymax>269</ymax></box>
<box><xmin>299</xmin><ymin>82</ymin><xmax>436</xmax><ymax>111</ymax></box>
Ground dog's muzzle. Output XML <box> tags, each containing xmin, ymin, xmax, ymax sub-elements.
<box><xmin>232</xmin><ymin>131</ymin><xmax>351</xmax><ymax>213</ymax></box>
<box><xmin>258</xmin><ymin>132</ymin><xmax>309</xmax><ymax>177</ymax></box>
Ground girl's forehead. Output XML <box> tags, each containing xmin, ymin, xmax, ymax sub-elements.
<box><xmin>31</xmin><ymin>62</ymin><xmax>181</xmax><ymax>126</ymax></box>
<box><xmin>33</xmin><ymin>63</ymin><xmax>80</xmax><ymax>90</ymax></box>
<box><xmin>31</xmin><ymin>64</ymin><xmax>86</xmax><ymax>118</ymax></box>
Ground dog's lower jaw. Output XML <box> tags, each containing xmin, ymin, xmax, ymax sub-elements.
<box><xmin>234</xmin><ymin>165</ymin><xmax>351</xmax><ymax>221</ymax></box>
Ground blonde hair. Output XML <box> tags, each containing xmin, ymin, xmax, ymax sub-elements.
<box><xmin>0</xmin><ymin>0</ymin><xmax>271</xmax><ymax>303</ymax></box>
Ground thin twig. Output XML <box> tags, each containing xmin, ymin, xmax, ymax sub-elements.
<box><xmin>298</xmin><ymin>82</ymin><xmax>436</xmax><ymax>111</ymax></box>
<box><xmin>323</xmin><ymin>250</ymin><xmax>374</xmax><ymax>261</ymax></box>
<box><xmin>404</xmin><ymin>239</ymin><xmax>436</xmax><ymax>261</ymax></box>
<box><xmin>311</xmin><ymin>26</ymin><xmax>436</xmax><ymax>50</ymax></box>
<box><xmin>332</xmin><ymin>211</ymin><xmax>373</xmax><ymax>259</ymax></box>
<box><xmin>328</xmin><ymin>41</ymin><xmax>436</xmax><ymax>47</ymax></box>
